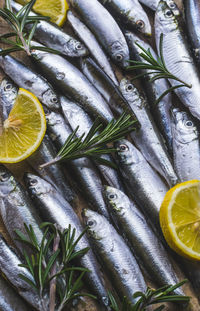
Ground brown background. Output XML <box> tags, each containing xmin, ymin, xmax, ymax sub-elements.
<box><xmin>0</xmin><ymin>0</ymin><xmax>200</xmax><ymax>310</ymax></box>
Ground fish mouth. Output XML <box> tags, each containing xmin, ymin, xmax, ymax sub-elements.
<box><xmin>23</xmin><ymin>172</ymin><xmax>36</xmax><ymax>188</ymax></box>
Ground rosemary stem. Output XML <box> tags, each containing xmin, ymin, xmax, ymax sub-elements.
<box><xmin>39</xmin><ymin>157</ymin><xmax>61</xmax><ymax>169</ymax></box>
<box><xmin>49</xmin><ymin>233</ymin><xmax>60</xmax><ymax>311</ymax></box>
<box><xmin>18</xmin><ymin>30</ymin><xmax>31</xmax><ymax>55</ymax></box>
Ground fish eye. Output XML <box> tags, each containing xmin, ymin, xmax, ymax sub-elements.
<box><xmin>185</xmin><ymin>120</ymin><xmax>193</xmax><ymax>127</ymax></box>
<box><xmin>136</xmin><ymin>20</ymin><xmax>145</xmax><ymax>29</ymax></box>
<box><xmin>119</xmin><ymin>144</ymin><xmax>129</xmax><ymax>152</ymax></box>
<box><xmin>51</xmin><ymin>96</ymin><xmax>58</xmax><ymax>103</ymax></box>
<box><xmin>168</xmin><ymin>1</ymin><xmax>176</xmax><ymax>9</ymax></box>
<box><xmin>126</xmin><ymin>84</ymin><xmax>133</xmax><ymax>92</ymax></box>
<box><xmin>165</xmin><ymin>9</ymin><xmax>173</xmax><ymax>18</ymax></box>
<box><xmin>87</xmin><ymin>220</ymin><xmax>97</xmax><ymax>227</ymax></box>
<box><xmin>115</xmin><ymin>54</ymin><xmax>123</xmax><ymax>62</ymax></box>
<box><xmin>4</xmin><ymin>83</ymin><xmax>12</xmax><ymax>91</ymax></box>
<box><xmin>0</xmin><ymin>172</ymin><xmax>9</xmax><ymax>181</ymax></box>
<box><xmin>29</xmin><ymin>179</ymin><xmax>38</xmax><ymax>186</ymax></box>
<box><xmin>108</xmin><ymin>193</ymin><xmax>117</xmax><ymax>200</ymax></box>
<box><xmin>75</xmin><ymin>43</ymin><xmax>83</xmax><ymax>50</ymax></box>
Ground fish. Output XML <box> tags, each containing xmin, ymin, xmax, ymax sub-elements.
<box><xmin>138</xmin><ymin>0</ymin><xmax>159</xmax><ymax>10</ymax></box>
<box><xmin>69</xmin><ymin>0</ymin><xmax>130</xmax><ymax>68</ymax></box>
<box><xmin>0</xmin><ymin>165</ymin><xmax>43</xmax><ymax>254</ymax></box>
<box><xmin>119</xmin><ymin>79</ymin><xmax>178</xmax><ymax>187</ymax></box>
<box><xmin>98</xmin><ymin>0</ymin><xmax>152</xmax><ymax>36</ymax></box>
<box><xmin>10</xmin><ymin>1</ymin><xmax>88</xmax><ymax>58</ymax></box>
<box><xmin>184</xmin><ymin>0</ymin><xmax>200</xmax><ymax>64</ymax></box>
<box><xmin>60</xmin><ymin>95</ymin><xmax>124</xmax><ymax>191</ymax></box>
<box><xmin>27</xmin><ymin>135</ymin><xmax>76</xmax><ymax>205</ymax></box>
<box><xmin>171</xmin><ymin>108</ymin><xmax>200</xmax><ymax>181</ymax></box>
<box><xmin>30</xmin><ymin>42</ymin><xmax>114</xmax><ymax>124</ymax></box>
<box><xmin>45</xmin><ymin>109</ymin><xmax>110</xmax><ymax>218</ymax></box>
<box><xmin>0</xmin><ymin>51</ymin><xmax>60</xmax><ymax>110</ymax></box>
<box><xmin>82</xmin><ymin>209</ymin><xmax>147</xmax><ymax>303</ymax></box>
<box><xmin>67</xmin><ymin>10</ymin><xmax>118</xmax><ymax>84</ymax></box>
<box><xmin>125</xmin><ymin>31</ymin><xmax>173</xmax><ymax>153</ymax></box>
<box><xmin>115</xmin><ymin>139</ymin><xmax>168</xmax><ymax>229</ymax></box>
<box><xmin>155</xmin><ymin>1</ymin><xmax>200</xmax><ymax>121</ymax></box>
<box><xmin>104</xmin><ymin>186</ymin><xmax>185</xmax><ymax>296</ymax></box>
<box><xmin>0</xmin><ymin>76</ymin><xmax>18</xmax><ymax>120</ymax></box>
<box><xmin>0</xmin><ymin>234</ymin><xmax>48</xmax><ymax>311</ymax></box>
<box><xmin>0</xmin><ymin>275</ymin><xmax>29</xmax><ymax>311</ymax></box>
<box><xmin>24</xmin><ymin>173</ymin><xmax>110</xmax><ymax>308</ymax></box>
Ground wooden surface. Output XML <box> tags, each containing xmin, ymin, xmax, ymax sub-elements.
<box><xmin>0</xmin><ymin>0</ymin><xmax>200</xmax><ymax>310</ymax></box>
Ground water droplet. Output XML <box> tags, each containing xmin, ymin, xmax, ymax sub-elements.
<box><xmin>56</xmin><ymin>72</ymin><xmax>65</xmax><ymax>80</ymax></box>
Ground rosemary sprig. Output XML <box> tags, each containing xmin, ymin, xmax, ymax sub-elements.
<box><xmin>108</xmin><ymin>280</ymin><xmax>190</xmax><ymax>311</ymax></box>
<box><xmin>127</xmin><ymin>34</ymin><xmax>192</xmax><ymax>104</ymax></box>
<box><xmin>16</xmin><ymin>222</ymin><xmax>95</xmax><ymax>311</ymax></box>
<box><xmin>0</xmin><ymin>0</ymin><xmax>61</xmax><ymax>56</ymax></box>
<box><xmin>40</xmin><ymin>113</ymin><xmax>136</xmax><ymax>169</ymax></box>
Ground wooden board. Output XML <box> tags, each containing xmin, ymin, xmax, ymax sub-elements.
<box><xmin>0</xmin><ymin>0</ymin><xmax>200</xmax><ymax>310</ymax></box>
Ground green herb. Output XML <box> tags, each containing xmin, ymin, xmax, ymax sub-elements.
<box><xmin>40</xmin><ymin>112</ymin><xmax>136</xmax><ymax>170</ymax></box>
<box><xmin>16</xmin><ymin>222</ymin><xmax>95</xmax><ymax>311</ymax></box>
<box><xmin>0</xmin><ymin>0</ymin><xmax>61</xmax><ymax>56</ymax></box>
<box><xmin>127</xmin><ymin>34</ymin><xmax>192</xmax><ymax>105</ymax></box>
<box><xmin>108</xmin><ymin>280</ymin><xmax>190</xmax><ymax>311</ymax></box>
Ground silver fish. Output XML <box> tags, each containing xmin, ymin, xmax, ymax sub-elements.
<box><xmin>184</xmin><ymin>0</ymin><xmax>200</xmax><ymax>64</ymax></box>
<box><xmin>0</xmin><ymin>235</ymin><xmax>48</xmax><ymax>311</ymax></box>
<box><xmin>24</xmin><ymin>173</ymin><xmax>109</xmax><ymax>307</ymax></box>
<box><xmin>115</xmin><ymin>139</ymin><xmax>168</xmax><ymax>229</ymax></box>
<box><xmin>28</xmin><ymin>135</ymin><xmax>76</xmax><ymax>205</ymax></box>
<box><xmin>60</xmin><ymin>95</ymin><xmax>124</xmax><ymax>191</ymax></box>
<box><xmin>0</xmin><ymin>77</ymin><xmax>18</xmax><ymax>120</ymax></box>
<box><xmin>69</xmin><ymin>0</ymin><xmax>130</xmax><ymax>68</ymax></box>
<box><xmin>104</xmin><ymin>186</ymin><xmax>185</xmax><ymax>296</ymax></box>
<box><xmin>99</xmin><ymin>0</ymin><xmax>152</xmax><ymax>36</ymax></box>
<box><xmin>67</xmin><ymin>10</ymin><xmax>118</xmax><ymax>84</ymax></box>
<box><xmin>0</xmin><ymin>51</ymin><xmax>60</xmax><ymax>110</ymax></box>
<box><xmin>11</xmin><ymin>1</ymin><xmax>88</xmax><ymax>58</ymax></box>
<box><xmin>119</xmin><ymin>79</ymin><xmax>178</xmax><ymax>187</ymax></box>
<box><xmin>83</xmin><ymin>209</ymin><xmax>147</xmax><ymax>303</ymax></box>
<box><xmin>155</xmin><ymin>1</ymin><xmax>200</xmax><ymax>121</ymax></box>
<box><xmin>138</xmin><ymin>0</ymin><xmax>159</xmax><ymax>10</ymax></box>
<box><xmin>125</xmin><ymin>31</ymin><xmax>173</xmax><ymax>153</ymax></box>
<box><xmin>45</xmin><ymin>109</ymin><xmax>110</xmax><ymax>218</ymax></box>
<box><xmin>171</xmin><ymin>108</ymin><xmax>200</xmax><ymax>181</ymax></box>
<box><xmin>0</xmin><ymin>275</ymin><xmax>29</xmax><ymax>311</ymax></box>
<box><xmin>0</xmin><ymin>165</ymin><xmax>43</xmax><ymax>254</ymax></box>
<box><xmin>31</xmin><ymin>43</ymin><xmax>114</xmax><ymax>124</ymax></box>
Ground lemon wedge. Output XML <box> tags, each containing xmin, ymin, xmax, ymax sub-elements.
<box><xmin>0</xmin><ymin>88</ymin><xmax>46</xmax><ymax>163</ymax></box>
<box><xmin>160</xmin><ymin>180</ymin><xmax>200</xmax><ymax>261</ymax></box>
<box><xmin>16</xmin><ymin>0</ymin><xmax>68</xmax><ymax>26</ymax></box>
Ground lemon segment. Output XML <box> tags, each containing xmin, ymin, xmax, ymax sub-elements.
<box><xmin>16</xmin><ymin>0</ymin><xmax>68</xmax><ymax>26</ymax></box>
<box><xmin>0</xmin><ymin>88</ymin><xmax>46</xmax><ymax>163</ymax></box>
<box><xmin>160</xmin><ymin>180</ymin><xmax>200</xmax><ymax>261</ymax></box>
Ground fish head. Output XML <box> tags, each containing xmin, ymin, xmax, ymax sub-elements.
<box><xmin>115</xmin><ymin>139</ymin><xmax>141</xmax><ymax>165</ymax></box>
<box><xmin>111</xmin><ymin>41</ymin><xmax>130</xmax><ymax>68</ymax></box>
<box><xmin>171</xmin><ymin>108</ymin><xmax>198</xmax><ymax>144</ymax></box>
<box><xmin>155</xmin><ymin>0</ymin><xmax>180</xmax><ymax>32</ymax></box>
<box><xmin>120</xmin><ymin>79</ymin><xmax>141</xmax><ymax>106</ymax></box>
<box><xmin>44</xmin><ymin>108</ymin><xmax>62</xmax><ymax>127</ymax></box>
<box><xmin>24</xmin><ymin>173</ymin><xmax>52</xmax><ymax>198</ymax></box>
<box><xmin>67</xmin><ymin>39</ymin><xmax>88</xmax><ymax>57</ymax></box>
<box><xmin>132</xmin><ymin>8</ymin><xmax>152</xmax><ymax>37</ymax></box>
<box><xmin>42</xmin><ymin>89</ymin><xmax>60</xmax><ymax>110</ymax></box>
<box><xmin>82</xmin><ymin>209</ymin><xmax>106</xmax><ymax>240</ymax></box>
<box><xmin>0</xmin><ymin>77</ymin><xmax>18</xmax><ymax>103</ymax></box>
<box><xmin>104</xmin><ymin>186</ymin><xmax>130</xmax><ymax>216</ymax></box>
<box><xmin>0</xmin><ymin>165</ymin><xmax>16</xmax><ymax>197</ymax></box>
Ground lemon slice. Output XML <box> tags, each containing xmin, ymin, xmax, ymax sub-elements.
<box><xmin>16</xmin><ymin>0</ymin><xmax>68</xmax><ymax>26</ymax></box>
<box><xmin>0</xmin><ymin>88</ymin><xmax>46</xmax><ymax>163</ymax></box>
<box><xmin>160</xmin><ymin>180</ymin><xmax>200</xmax><ymax>261</ymax></box>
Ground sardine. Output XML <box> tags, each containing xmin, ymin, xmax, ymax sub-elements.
<box><xmin>125</xmin><ymin>32</ymin><xmax>173</xmax><ymax>153</ymax></box>
<box><xmin>184</xmin><ymin>0</ymin><xmax>200</xmax><ymax>64</ymax></box>
<box><xmin>45</xmin><ymin>109</ymin><xmax>110</xmax><ymax>218</ymax></box>
<box><xmin>69</xmin><ymin>0</ymin><xmax>130</xmax><ymax>68</ymax></box>
<box><xmin>119</xmin><ymin>79</ymin><xmax>178</xmax><ymax>187</ymax></box>
<box><xmin>171</xmin><ymin>108</ymin><xmax>200</xmax><ymax>181</ymax></box>
<box><xmin>138</xmin><ymin>0</ymin><xmax>159</xmax><ymax>10</ymax></box>
<box><xmin>82</xmin><ymin>209</ymin><xmax>147</xmax><ymax>303</ymax></box>
<box><xmin>67</xmin><ymin>10</ymin><xmax>118</xmax><ymax>84</ymax></box>
<box><xmin>0</xmin><ymin>51</ymin><xmax>60</xmax><ymax>110</ymax></box>
<box><xmin>60</xmin><ymin>95</ymin><xmax>124</xmax><ymax>191</ymax></box>
<box><xmin>11</xmin><ymin>1</ymin><xmax>88</xmax><ymax>58</ymax></box>
<box><xmin>98</xmin><ymin>0</ymin><xmax>151</xmax><ymax>36</ymax></box>
<box><xmin>24</xmin><ymin>173</ymin><xmax>109</xmax><ymax>308</ymax></box>
<box><xmin>0</xmin><ymin>235</ymin><xmax>48</xmax><ymax>311</ymax></box>
<box><xmin>0</xmin><ymin>275</ymin><xmax>29</xmax><ymax>311</ymax></box>
<box><xmin>0</xmin><ymin>77</ymin><xmax>18</xmax><ymax>120</ymax></box>
<box><xmin>0</xmin><ymin>165</ymin><xmax>43</xmax><ymax>254</ymax></box>
<box><xmin>104</xmin><ymin>186</ymin><xmax>185</xmax><ymax>296</ymax></box>
<box><xmin>28</xmin><ymin>135</ymin><xmax>76</xmax><ymax>205</ymax></box>
<box><xmin>115</xmin><ymin>139</ymin><xmax>168</xmax><ymax>229</ymax></box>
<box><xmin>155</xmin><ymin>1</ymin><xmax>200</xmax><ymax>121</ymax></box>
<box><xmin>31</xmin><ymin>43</ymin><xmax>114</xmax><ymax>124</ymax></box>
